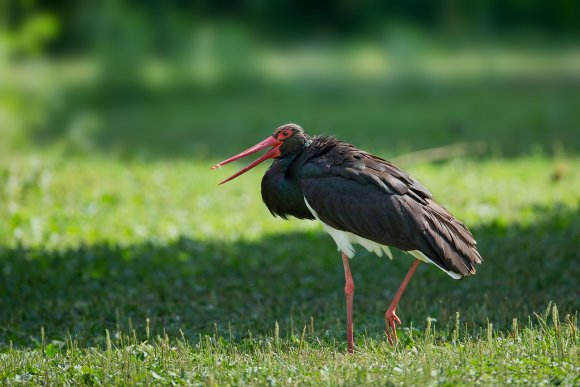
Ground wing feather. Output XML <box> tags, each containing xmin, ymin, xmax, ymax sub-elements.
<box><xmin>300</xmin><ymin>138</ymin><xmax>482</xmax><ymax>277</ymax></box>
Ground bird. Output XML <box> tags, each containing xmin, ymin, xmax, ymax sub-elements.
<box><xmin>211</xmin><ymin>123</ymin><xmax>483</xmax><ymax>353</ymax></box>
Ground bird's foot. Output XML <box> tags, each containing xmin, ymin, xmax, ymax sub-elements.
<box><xmin>385</xmin><ymin>308</ymin><xmax>401</xmax><ymax>345</ymax></box>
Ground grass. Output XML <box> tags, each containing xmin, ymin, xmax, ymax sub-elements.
<box><xmin>1</xmin><ymin>46</ymin><xmax>579</xmax><ymax>384</ymax></box>
<box><xmin>0</xmin><ymin>154</ymin><xmax>579</xmax><ymax>385</ymax></box>
<box><xmin>1</xmin><ymin>308</ymin><xmax>577</xmax><ymax>385</ymax></box>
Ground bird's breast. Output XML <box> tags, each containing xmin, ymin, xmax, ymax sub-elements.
<box><xmin>261</xmin><ymin>161</ymin><xmax>314</xmax><ymax>220</ymax></box>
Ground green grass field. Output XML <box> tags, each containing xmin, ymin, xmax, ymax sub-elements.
<box><xmin>1</xmin><ymin>51</ymin><xmax>579</xmax><ymax>384</ymax></box>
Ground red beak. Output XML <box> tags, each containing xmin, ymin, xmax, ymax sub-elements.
<box><xmin>211</xmin><ymin>136</ymin><xmax>283</xmax><ymax>184</ymax></box>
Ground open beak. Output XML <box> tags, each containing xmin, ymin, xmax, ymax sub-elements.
<box><xmin>211</xmin><ymin>136</ymin><xmax>283</xmax><ymax>184</ymax></box>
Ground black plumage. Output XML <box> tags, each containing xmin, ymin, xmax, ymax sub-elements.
<box><xmin>261</xmin><ymin>131</ymin><xmax>482</xmax><ymax>278</ymax></box>
<box><xmin>213</xmin><ymin>123</ymin><xmax>483</xmax><ymax>352</ymax></box>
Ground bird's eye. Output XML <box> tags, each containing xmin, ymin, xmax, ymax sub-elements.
<box><xmin>277</xmin><ymin>130</ymin><xmax>291</xmax><ymax>140</ymax></box>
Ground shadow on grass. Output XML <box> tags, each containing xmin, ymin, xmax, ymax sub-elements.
<box><xmin>0</xmin><ymin>204</ymin><xmax>578</xmax><ymax>348</ymax></box>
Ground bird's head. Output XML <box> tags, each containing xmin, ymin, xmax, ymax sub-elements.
<box><xmin>211</xmin><ymin>123</ymin><xmax>311</xmax><ymax>184</ymax></box>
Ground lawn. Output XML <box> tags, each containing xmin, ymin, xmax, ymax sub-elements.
<box><xmin>1</xmin><ymin>51</ymin><xmax>579</xmax><ymax>384</ymax></box>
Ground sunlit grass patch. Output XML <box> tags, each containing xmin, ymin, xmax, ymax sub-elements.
<box><xmin>0</xmin><ymin>305</ymin><xmax>577</xmax><ymax>385</ymax></box>
<box><xmin>0</xmin><ymin>154</ymin><xmax>578</xmax><ymax>384</ymax></box>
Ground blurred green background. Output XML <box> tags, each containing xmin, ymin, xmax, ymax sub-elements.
<box><xmin>1</xmin><ymin>0</ymin><xmax>579</xmax><ymax>159</ymax></box>
<box><xmin>1</xmin><ymin>0</ymin><xmax>580</xmax><ymax>357</ymax></box>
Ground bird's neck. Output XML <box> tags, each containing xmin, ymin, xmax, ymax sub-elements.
<box><xmin>261</xmin><ymin>153</ymin><xmax>314</xmax><ymax>220</ymax></box>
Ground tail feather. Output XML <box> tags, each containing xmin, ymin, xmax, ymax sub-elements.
<box><xmin>404</xmin><ymin>197</ymin><xmax>483</xmax><ymax>278</ymax></box>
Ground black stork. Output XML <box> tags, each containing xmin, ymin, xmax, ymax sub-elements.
<box><xmin>211</xmin><ymin>123</ymin><xmax>483</xmax><ymax>353</ymax></box>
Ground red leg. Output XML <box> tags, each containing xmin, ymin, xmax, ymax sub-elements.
<box><xmin>385</xmin><ymin>259</ymin><xmax>421</xmax><ymax>345</ymax></box>
<box><xmin>341</xmin><ymin>252</ymin><xmax>355</xmax><ymax>353</ymax></box>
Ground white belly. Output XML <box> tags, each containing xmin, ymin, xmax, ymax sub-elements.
<box><xmin>303</xmin><ymin>197</ymin><xmax>461</xmax><ymax>279</ymax></box>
